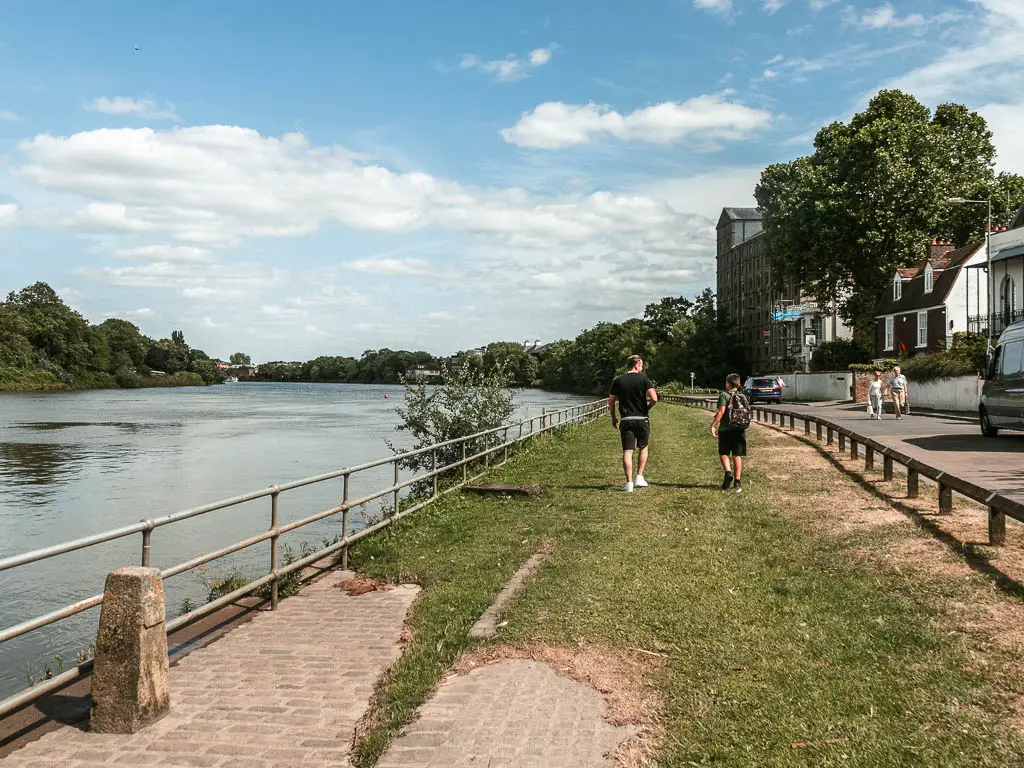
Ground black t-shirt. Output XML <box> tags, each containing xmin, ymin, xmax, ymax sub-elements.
<box><xmin>610</xmin><ymin>372</ymin><xmax>653</xmax><ymax>419</ymax></box>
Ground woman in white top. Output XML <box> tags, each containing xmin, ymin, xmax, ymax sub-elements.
<box><xmin>867</xmin><ymin>371</ymin><xmax>884</xmax><ymax>419</ymax></box>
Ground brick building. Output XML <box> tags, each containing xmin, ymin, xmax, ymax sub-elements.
<box><xmin>716</xmin><ymin>207</ymin><xmax>851</xmax><ymax>372</ymax></box>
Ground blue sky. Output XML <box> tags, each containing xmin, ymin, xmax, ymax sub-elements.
<box><xmin>1</xmin><ymin>0</ymin><xmax>1021</xmax><ymax>361</ymax></box>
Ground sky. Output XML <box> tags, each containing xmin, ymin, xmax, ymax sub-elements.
<box><xmin>1</xmin><ymin>0</ymin><xmax>1022</xmax><ymax>362</ymax></box>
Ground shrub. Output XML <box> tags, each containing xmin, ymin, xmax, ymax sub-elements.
<box><xmin>114</xmin><ymin>365</ymin><xmax>142</xmax><ymax>388</ymax></box>
<box><xmin>810</xmin><ymin>339</ymin><xmax>871</xmax><ymax>371</ymax></box>
<box><xmin>900</xmin><ymin>333</ymin><xmax>987</xmax><ymax>382</ymax></box>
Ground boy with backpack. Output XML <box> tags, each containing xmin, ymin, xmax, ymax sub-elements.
<box><xmin>710</xmin><ymin>373</ymin><xmax>751</xmax><ymax>492</ymax></box>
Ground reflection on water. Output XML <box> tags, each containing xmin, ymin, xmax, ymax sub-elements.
<box><xmin>0</xmin><ymin>383</ymin><xmax>590</xmax><ymax>699</ymax></box>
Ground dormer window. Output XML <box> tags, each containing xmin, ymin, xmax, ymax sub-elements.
<box><xmin>893</xmin><ymin>272</ymin><xmax>902</xmax><ymax>301</ymax></box>
<box><xmin>924</xmin><ymin>263</ymin><xmax>934</xmax><ymax>294</ymax></box>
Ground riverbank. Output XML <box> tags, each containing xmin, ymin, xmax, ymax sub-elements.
<box><xmin>347</xmin><ymin>405</ymin><xmax>1024</xmax><ymax>766</ymax></box>
<box><xmin>0</xmin><ymin>366</ymin><xmax>214</xmax><ymax>393</ymax></box>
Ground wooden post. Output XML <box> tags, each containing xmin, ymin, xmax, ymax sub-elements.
<box><xmin>838</xmin><ymin>434</ymin><xmax>846</xmax><ymax>453</ymax></box>
<box><xmin>883</xmin><ymin>456</ymin><xmax>893</xmax><ymax>482</ymax></box>
<box><xmin>907</xmin><ymin>468</ymin><xmax>919</xmax><ymax>498</ymax></box>
<box><xmin>851</xmin><ymin>440</ymin><xmax>859</xmax><ymax>460</ymax></box>
<box><xmin>865</xmin><ymin>446</ymin><xmax>874</xmax><ymax>471</ymax></box>
<box><xmin>805</xmin><ymin>419</ymin><xmax>811</xmax><ymax>435</ymax></box>
<box><xmin>938</xmin><ymin>482</ymin><xmax>952</xmax><ymax>514</ymax></box>
<box><xmin>789</xmin><ymin>414</ymin><xmax>795</xmax><ymax>430</ymax></box>
<box><xmin>816</xmin><ymin>423</ymin><xmax>823</xmax><ymax>442</ymax></box>
<box><xmin>989</xmin><ymin>503</ymin><xmax>1007</xmax><ymax>546</ymax></box>
<box><xmin>826</xmin><ymin>427</ymin><xmax>834</xmax><ymax>446</ymax></box>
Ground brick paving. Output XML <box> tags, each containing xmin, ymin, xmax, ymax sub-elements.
<box><xmin>1</xmin><ymin>571</ymin><xmax>418</xmax><ymax>768</ymax></box>
<box><xmin>375</xmin><ymin>660</ymin><xmax>634</xmax><ymax>768</ymax></box>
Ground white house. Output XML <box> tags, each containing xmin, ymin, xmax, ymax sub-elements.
<box><xmin>984</xmin><ymin>207</ymin><xmax>1024</xmax><ymax>336</ymax></box>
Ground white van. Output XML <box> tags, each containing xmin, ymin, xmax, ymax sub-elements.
<box><xmin>980</xmin><ymin>320</ymin><xmax>1024</xmax><ymax>437</ymax></box>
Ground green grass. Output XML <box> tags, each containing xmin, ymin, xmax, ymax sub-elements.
<box><xmin>349</xmin><ymin>406</ymin><xmax>1024</xmax><ymax>767</ymax></box>
<box><xmin>0</xmin><ymin>366</ymin><xmax>66</xmax><ymax>391</ymax></box>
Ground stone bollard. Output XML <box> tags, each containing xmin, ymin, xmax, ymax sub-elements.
<box><xmin>90</xmin><ymin>567</ymin><xmax>170</xmax><ymax>734</ymax></box>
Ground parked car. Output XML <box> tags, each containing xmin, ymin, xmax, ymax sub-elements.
<box><xmin>980</xmin><ymin>320</ymin><xmax>1024</xmax><ymax>437</ymax></box>
<box><xmin>744</xmin><ymin>376</ymin><xmax>785</xmax><ymax>403</ymax></box>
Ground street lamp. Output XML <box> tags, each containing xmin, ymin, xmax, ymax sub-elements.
<box><xmin>946</xmin><ymin>197</ymin><xmax>992</xmax><ymax>343</ymax></box>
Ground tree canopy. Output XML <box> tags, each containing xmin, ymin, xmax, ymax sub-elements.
<box><xmin>755</xmin><ymin>90</ymin><xmax>1024</xmax><ymax>346</ymax></box>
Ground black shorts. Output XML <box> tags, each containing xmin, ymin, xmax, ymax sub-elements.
<box><xmin>620</xmin><ymin>419</ymin><xmax>650</xmax><ymax>451</ymax></box>
<box><xmin>718</xmin><ymin>429</ymin><xmax>747</xmax><ymax>457</ymax></box>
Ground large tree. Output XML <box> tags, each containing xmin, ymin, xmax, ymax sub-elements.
<box><xmin>755</xmin><ymin>90</ymin><xmax>1024</xmax><ymax>346</ymax></box>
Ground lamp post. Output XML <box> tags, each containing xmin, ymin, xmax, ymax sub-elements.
<box><xmin>946</xmin><ymin>197</ymin><xmax>992</xmax><ymax>342</ymax></box>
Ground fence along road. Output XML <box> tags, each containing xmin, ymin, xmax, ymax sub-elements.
<box><xmin>0</xmin><ymin>399</ymin><xmax>608</xmax><ymax>720</ymax></box>
<box><xmin>664</xmin><ymin>395</ymin><xmax>1024</xmax><ymax>547</ymax></box>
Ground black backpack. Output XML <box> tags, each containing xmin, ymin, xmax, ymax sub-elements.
<box><xmin>726</xmin><ymin>390</ymin><xmax>752</xmax><ymax>429</ymax></box>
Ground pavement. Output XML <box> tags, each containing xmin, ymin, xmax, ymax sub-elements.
<box><xmin>375</xmin><ymin>660</ymin><xmax>633</xmax><ymax>768</ymax></box>
<box><xmin>0</xmin><ymin>571</ymin><xmax>419</xmax><ymax>768</ymax></box>
<box><xmin>766</xmin><ymin>401</ymin><xmax>1024</xmax><ymax>503</ymax></box>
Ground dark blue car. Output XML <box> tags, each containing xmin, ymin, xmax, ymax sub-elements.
<box><xmin>744</xmin><ymin>376</ymin><xmax>784</xmax><ymax>402</ymax></box>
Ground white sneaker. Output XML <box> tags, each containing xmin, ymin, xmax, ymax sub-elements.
<box><xmin>624</xmin><ymin>482</ymin><xmax>634</xmax><ymax>493</ymax></box>
<box><xmin>634</xmin><ymin>475</ymin><xmax>648</xmax><ymax>488</ymax></box>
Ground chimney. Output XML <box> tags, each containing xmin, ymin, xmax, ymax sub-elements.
<box><xmin>928</xmin><ymin>238</ymin><xmax>955</xmax><ymax>261</ymax></box>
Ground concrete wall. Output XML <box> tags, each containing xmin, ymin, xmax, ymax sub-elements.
<box><xmin>905</xmin><ymin>375</ymin><xmax>980</xmax><ymax>413</ymax></box>
<box><xmin>772</xmin><ymin>371</ymin><xmax>853</xmax><ymax>402</ymax></box>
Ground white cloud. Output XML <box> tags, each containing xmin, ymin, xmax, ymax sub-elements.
<box><xmin>693</xmin><ymin>0</ymin><xmax>732</xmax><ymax>12</ymax></box>
<box><xmin>74</xmin><ymin>259</ymin><xmax>282</xmax><ymax>301</ymax></box>
<box><xmin>0</xmin><ymin>109</ymin><xmax>19</xmax><ymax>121</ymax></box>
<box><xmin>978</xmin><ymin>103</ymin><xmax>1024</xmax><ymax>173</ymax></box>
<box><xmin>809</xmin><ymin>0</ymin><xmax>840</xmax><ymax>10</ymax></box>
<box><xmin>458</xmin><ymin>47</ymin><xmax>554</xmax><ymax>82</ymax></box>
<box><xmin>856</xmin><ymin>4</ymin><xmax>926</xmax><ymax>28</ymax></box>
<box><xmin>500</xmin><ymin>95</ymin><xmax>772</xmax><ymax>149</ymax></box>
<box><xmin>345</xmin><ymin>257</ymin><xmax>433</xmax><ymax>276</ymax></box>
<box><xmin>85</xmin><ymin>96</ymin><xmax>179</xmax><ymax>121</ymax></box>
<box><xmin>104</xmin><ymin>307</ymin><xmax>154</xmax><ymax>319</ymax></box>
<box><xmin>0</xmin><ymin>204</ymin><xmax>19</xmax><ymax>226</ymax></box>
<box><xmin>763</xmin><ymin>0</ymin><xmax>786</xmax><ymax>12</ymax></box>
<box><xmin>115</xmin><ymin>243</ymin><xmax>211</xmax><ymax>262</ymax></box>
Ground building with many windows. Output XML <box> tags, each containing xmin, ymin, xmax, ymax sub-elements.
<box><xmin>716</xmin><ymin>207</ymin><xmax>851</xmax><ymax>372</ymax></box>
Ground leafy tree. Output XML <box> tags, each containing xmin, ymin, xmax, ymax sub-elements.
<box><xmin>809</xmin><ymin>339</ymin><xmax>871</xmax><ymax>372</ymax></box>
<box><xmin>642</xmin><ymin>296</ymin><xmax>694</xmax><ymax>344</ymax></box>
<box><xmin>3</xmin><ymin>282</ymin><xmax>91</xmax><ymax>373</ymax></box>
<box><xmin>97</xmin><ymin>319</ymin><xmax>149</xmax><ymax>368</ymax></box>
<box><xmin>483</xmin><ymin>342</ymin><xmax>536</xmax><ymax>385</ymax></box>
<box><xmin>391</xmin><ymin>359</ymin><xmax>516</xmax><ymax>476</ymax></box>
<box><xmin>756</xmin><ymin>90</ymin><xmax>1024</xmax><ymax>347</ymax></box>
<box><xmin>229</xmin><ymin>352</ymin><xmax>251</xmax><ymax>365</ymax></box>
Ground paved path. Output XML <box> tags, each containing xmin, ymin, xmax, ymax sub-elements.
<box><xmin>375</xmin><ymin>660</ymin><xmax>634</xmax><ymax>768</ymax></box>
<box><xmin>1</xmin><ymin>571</ymin><xmax>418</xmax><ymax>768</ymax></box>
<box><xmin>766</xmin><ymin>402</ymin><xmax>1024</xmax><ymax>502</ymax></box>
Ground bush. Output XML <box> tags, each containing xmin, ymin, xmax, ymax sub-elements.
<box><xmin>114</xmin><ymin>365</ymin><xmax>142</xmax><ymax>388</ymax></box>
<box><xmin>810</xmin><ymin>339</ymin><xmax>871</xmax><ymax>371</ymax></box>
<box><xmin>392</xmin><ymin>359</ymin><xmax>516</xmax><ymax>476</ymax></box>
<box><xmin>0</xmin><ymin>366</ymin><xmax>65</xmax><ymax>391</ymax></box>
<box><xmin>900</xmin><ymin>333</ymin><xmax>987</xmax><ymax>382</ymax></box>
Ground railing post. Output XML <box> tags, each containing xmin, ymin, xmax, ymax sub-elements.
<box><xmin>804</xmin><ymin>419</ymin><xmax>811</xmax><ymax>435</ymax></box>
<box><xmin>865</xmin><ymin>446</ymin><xmax>874</xmax><ymax>471</ymax></box>
<box><xmin>838</xmin><ymin>434</ymin><xmax>846</xmax><ymax>453</ymax></box>
<box><xmin>907</xmin><ymin>467</ymin><xmax>919</xmax><ymax>498</ymax></box>
<box><xmin>938</xmin><ymin>480</ymin><xmax>952</xmax><ymax>514</ymax></box>
<box><xmin>270</xmin><ymin>488</ymin><xmax>280</xmax><ymax>610</ymax></box>
<box><xmin>341</xmin><ymin>474</ymin><xmax>350</xmax><ymax>570</ymax></box>
<box><xmin>883</xmin><ymin>456</ymin><xmax>893</xmax><ymax>482</ymax></box>
<box><xmin>989</xmin><ymin>500</ymin><xmax>1007</xmax><ymax>546</ymax></box>
<box><xmin>432</xmin><ymin>450</ymin><xmax>438</xmax><ymax>498</ymax></box>
<box><xmin>788</xmin><ymin>414</ymin><xmax>795</xmax><ymax>430</ymax></box>
<box><xmin>850</xmin><ymin>440</ymin><xmax>859</xmax><ymax>460</ymax></box>
<box><xmin>140</xmin><ymin>526</ymin><xmax>152</xmax><ymax>568</ymax></box>
<box><xmin>542</xmin><ymin>407</ymin><xmax>547</xmax><ymax>430</ymax></box>
<box><xmin>503</xmin><ymin>428</ymin><xmax>509</xmax><ymax>464</ymax></box>
<box><xmin>462</xmin><ymin>441</ymin><xmax>468</xmax><ymax>483</ymax></box>
<box><xmin>393</xmin><ymin>460</ymin><xmax>400</xmax><ymax>516</ymax></box>
<box><xmin>827</xmin><ymin>426</ymin><xmax>834</xmax><ymax>445</ymax></box>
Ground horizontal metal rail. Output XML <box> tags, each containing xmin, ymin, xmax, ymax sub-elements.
<box><xmin>667</xmin><ymin>395</ymin><xmax>1024</xmax><ymax>540</ymax></box>
<box><xmin>0</xmin><ymin>398</ymin><xmax>607</xmax><ymax>718</ymax></box>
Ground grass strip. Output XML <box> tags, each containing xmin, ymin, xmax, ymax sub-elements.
<box><xmin>350</xmin><ymin>406</ymin><xmax>1024</xmax><ymax>767</ymax></box>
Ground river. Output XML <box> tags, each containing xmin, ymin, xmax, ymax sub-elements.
<box><xmin>0</xmin><ymin>383</ymin><xmax>591</xmax><ymax>699</ymax></box>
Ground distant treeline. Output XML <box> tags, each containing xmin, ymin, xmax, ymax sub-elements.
<box><xmin>0</xmin><ymin>282</ymin><xmax>220</xmax><ymax>391</ymax></box>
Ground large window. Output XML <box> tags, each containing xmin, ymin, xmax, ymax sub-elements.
<box><xmin>885</xmin><ymin>316</ymin><xmax>894</xmax><ymax>350</ymax></box>
<box><xmin>917</xmin><ymin>311</ymin><xmax>928</xmax><ymax>348</ymax></box>
<box><xmin>924</xmin><ymin>263</ymin><xmax>934</xmax><ymax>293</ymax></box>
<box><xmin>1000</xmin><ymin>339</ymin><xmax>1023</xmax><ymax>377</ymax></box>
<box><xmin>893</xmin><ymin>273</ymin><xmax>902</xmax><ymax>301</ymax></box>
<box><xmin>1001</xmin><ymin>275</ymin><xmax>1018</xmax><ymax>320</ymax></box>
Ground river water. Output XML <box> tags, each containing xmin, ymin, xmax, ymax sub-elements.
<box><xmin>0</xmin><ymin>383</ymin><xmax>591</xmax><ymax>699</ymax></box>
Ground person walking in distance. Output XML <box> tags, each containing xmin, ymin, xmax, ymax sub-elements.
<box><xmin>710</xmin><ymin>373</ymin><xmax>752</xmax><ymax>492</ymax></box>
<box><xmin>609</xmin><ymin>355</ymin><xmax>658</xmax><ymax>493</ymax></box>
<box><xmin>868</xmin><ymin>371</ymin><xmax>884</xmax><ymax>419</ymax></box>
<box><xmin>889</xmin><ymin>366</ymin><xmax>908</xmax><ymax>420</ymax></box>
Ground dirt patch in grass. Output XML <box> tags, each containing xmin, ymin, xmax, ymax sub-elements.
<box><xmin>454</xmin><ymin>644</ymin><xmax>663</xmax><ymax>768</ymax></box>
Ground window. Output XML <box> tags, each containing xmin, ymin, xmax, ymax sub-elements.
<box><xmin>893</xmin><ymin>273</ymin><xmax>902</xmax><ymax>301</ymax></box>
<box><xmin>917</xmin><ymin>311</ymin><xmax>928</xmax><ymax>348</ymax></box>
<box><xmin>885</xmin><ymin>317</ymin><xmax>894</xmax><ymax>350</ymax></box>
<box><xmin>924</xmin><ymin>263</ymin><xmax>934</xmax><ymax>293</ymax></box>
<box><xmin>1000</xmin><ymin>340</ymin><xmax>1024</xmax><ymax>377</ymax></box>
<box><xmin>1001</xmin><ymin>275</ymin><xmax>1018</xmax><ymax>320</ymax></box>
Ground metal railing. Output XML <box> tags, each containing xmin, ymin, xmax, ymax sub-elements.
<box><xmin>0</xmin><ymin>398</ymin><xmax>607</xmax><ymax>718</ymax></box>
<box><xmin>968</xmin><ymin>310</ymin><xmax>1024</xmax><ymax>336</ymax></box>
<box><xmin>665</xmin><ymin>395</ymin><xmax>1024</xmax><ymax>546</ymax></box>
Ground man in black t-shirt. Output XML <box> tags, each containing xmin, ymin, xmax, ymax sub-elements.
<box><xmin>609</xmin><ymin>355</ymin><xmax>658</xmax><ymax>493</ymax></box>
